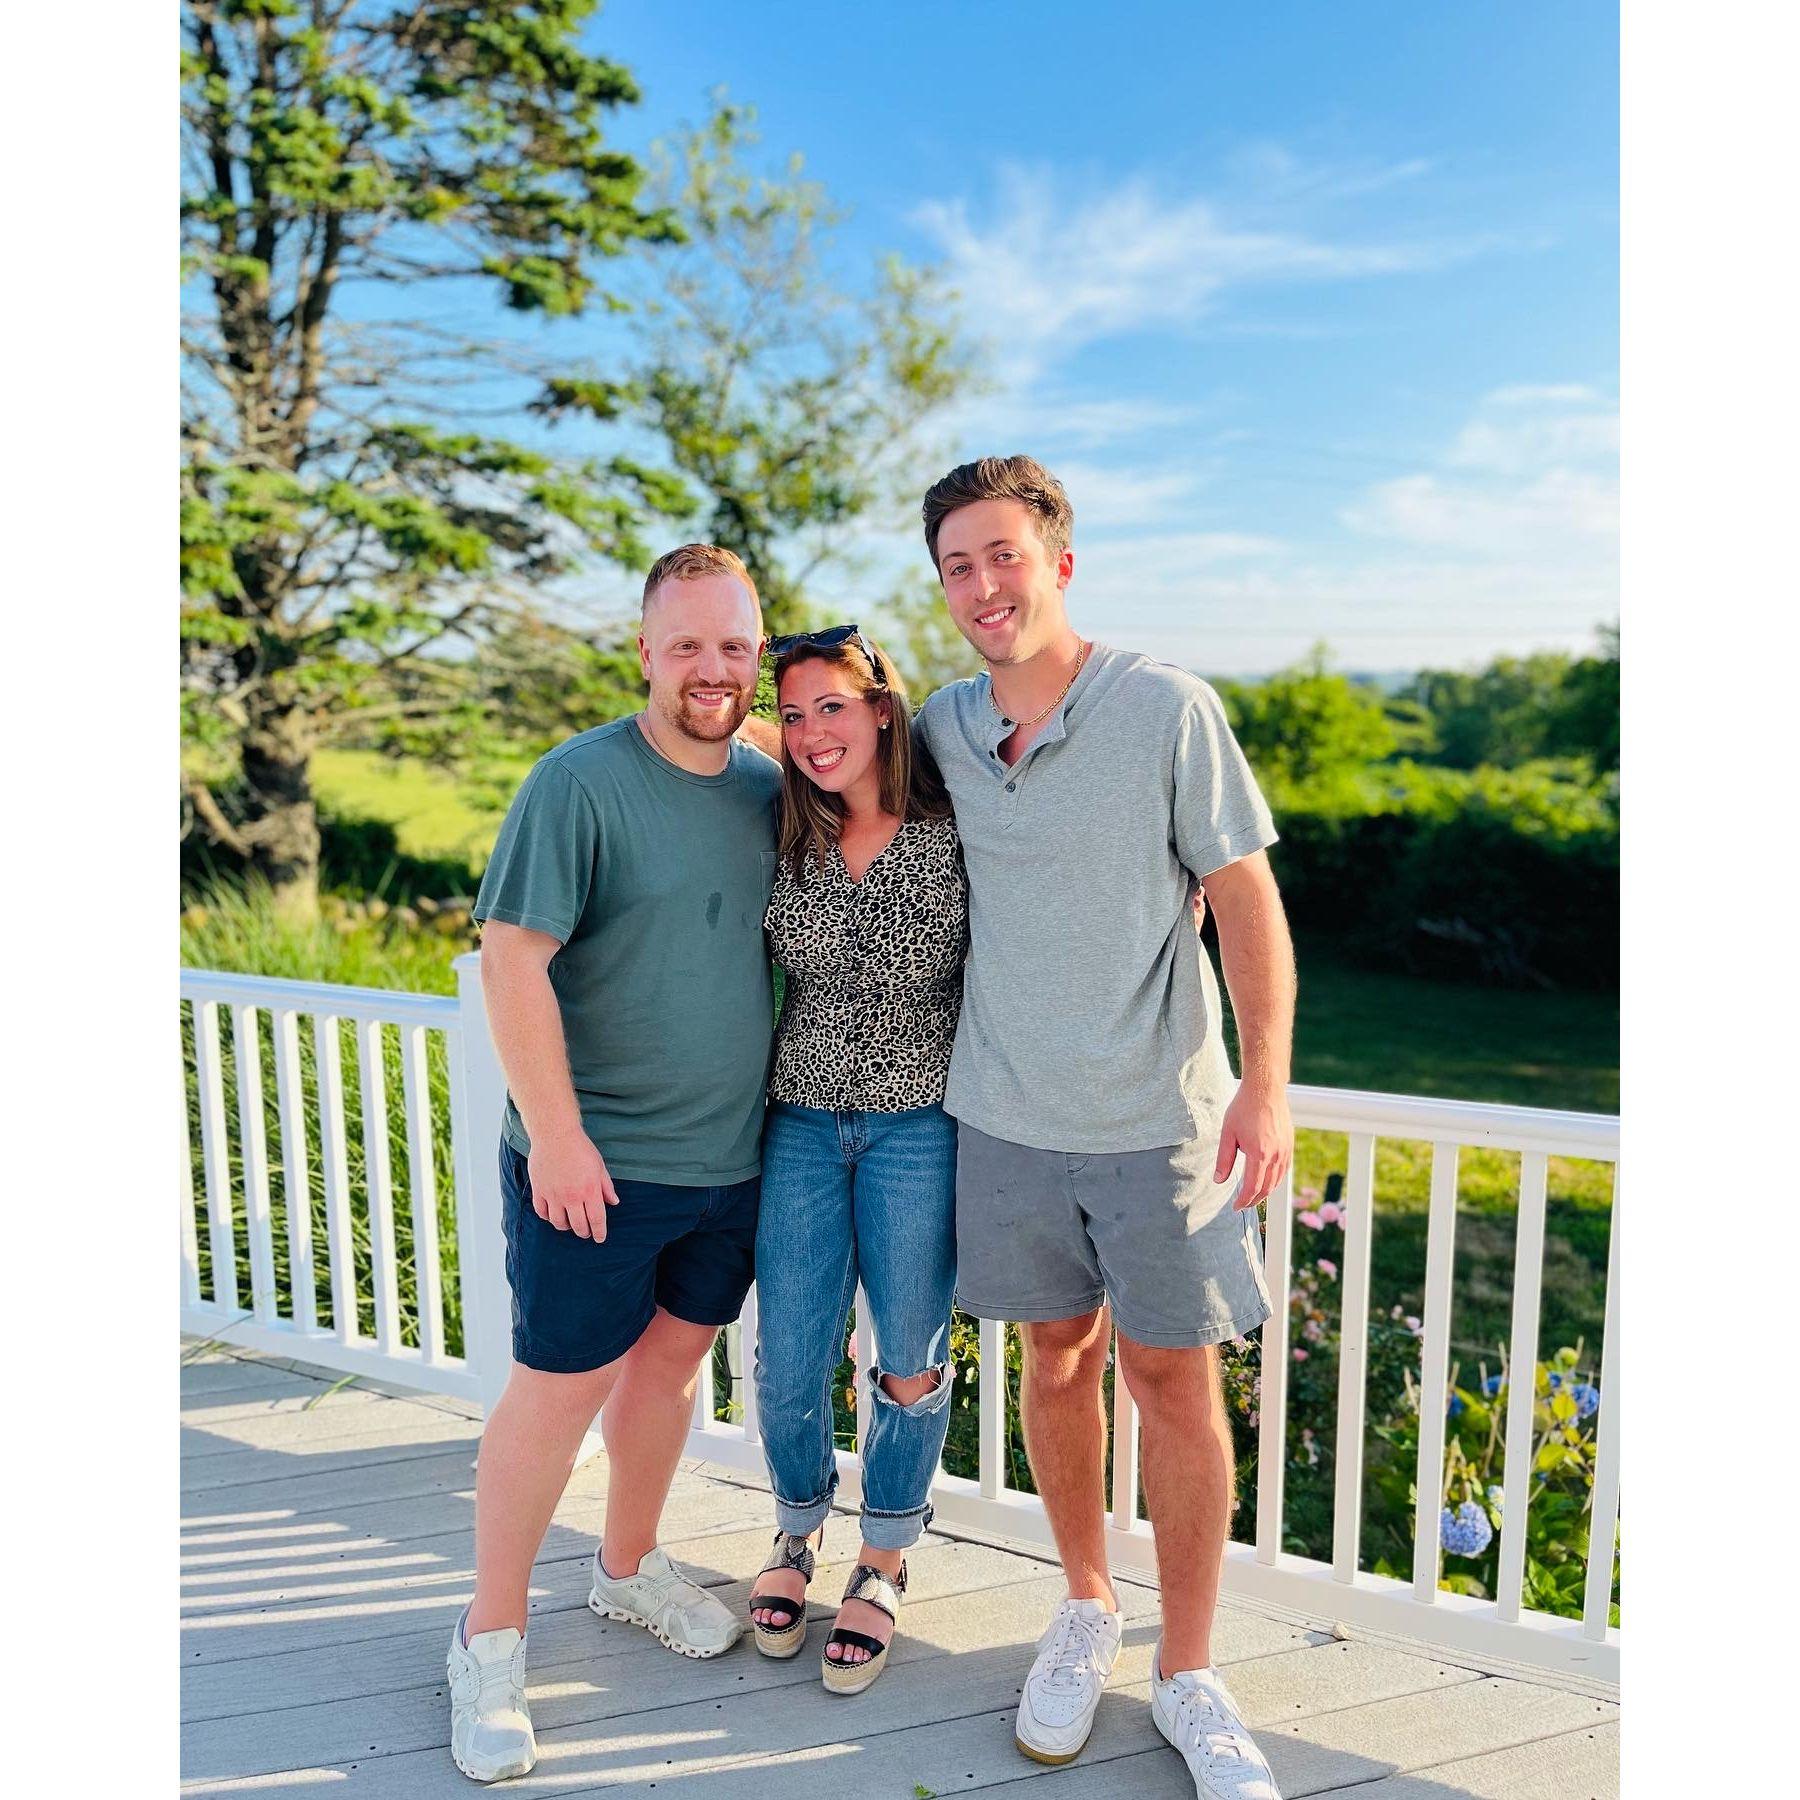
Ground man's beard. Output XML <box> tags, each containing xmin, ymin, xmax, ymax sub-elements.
<box><xmin>655</xmin><ymin>682</ymin><xmax>753</xmax><ymax>742</ymax></box>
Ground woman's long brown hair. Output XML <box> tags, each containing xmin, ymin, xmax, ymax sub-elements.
<box><xmin>773</xmin><ymin>635</ymin><xmax>952</xmax><ymax>881</ymax></box>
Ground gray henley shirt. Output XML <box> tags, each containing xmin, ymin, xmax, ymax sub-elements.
<box><xmin>916</xmin><ymin>645</ymin><xmax>1278</xmax><ymax>1154</ymax></box>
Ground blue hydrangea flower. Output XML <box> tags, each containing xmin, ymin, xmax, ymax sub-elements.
<box><xmin>1485</xmin><ymin>1482</ymin><xmax>1505</xmax><ymax>1514</ymax></box>
<box><xmin>1439</xmin><ymin>1500</ymin><xmax>1494</xmax><ymax>1557</ymax></box>
<box><xmin>1482</xmin><ymin>1373</ymin><xmax>1505</xmax><ymax>1396</ymax></box>
<box><xmin>1545</xmin><ymin>1370</ymin><xmax>1564</xmax><ymax>1390</ymax></box>
<box><xmin>1447</xmin><ymin>1393</ymin><xmax>1466</xmax><ymax>1419</ymax></box>
<box><xmin>1570</xmin><ymin>1382</ymin><xmax>1600</xmax><ymax>1418</ymax></box>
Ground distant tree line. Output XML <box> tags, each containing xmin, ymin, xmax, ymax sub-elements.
<box><xmin>1212</xmin><ymin>634</ymin><xmax>1619</xmax><ymax>990</ymax></box>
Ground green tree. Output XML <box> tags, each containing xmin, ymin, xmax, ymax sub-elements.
<box><xmin>1215</xmin><ymin>647</ymin><xmax>1398</xmax><ymax>789</ymax></box>
<box><xmin>872</xmin><ymin>578</ymin><xmax>983</xmax><ymax>700</ymax></box>
<box><xmin>542</xmin><ymin>102</ymin><xmax>970</xmax><ymax>637</ymax></box>
<box><xmin>181</xmin><ymin>0</ymin><xmax>687</xmax><ymax>914</ymax></box>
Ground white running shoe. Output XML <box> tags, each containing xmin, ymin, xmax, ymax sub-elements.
<box><xmin>447</xmin><ymin>1609</ymin><xmax>537</xmax><ymax>1783</ymax></box>
<box><xmin>1150</xmin><ymin>1648</ymin><xmax>1281</xmax><ymax>1799</ymax></box>
<box><xmin>1013</xmin><ymin>1596</ymin><xmax>1124</xmax><ymax>1765</ymax></box>
<box><xmin>587</xmin><ymin>1544</ymin><xmax>744</xmax><ymax>1658</ymax></box>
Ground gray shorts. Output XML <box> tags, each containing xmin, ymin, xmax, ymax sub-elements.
<box><xmin>953</xmin><ymin>1122</ymin><xmax>1273</xmax><ymax>1349</ymax></box>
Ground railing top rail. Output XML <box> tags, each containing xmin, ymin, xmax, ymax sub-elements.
<box><xmin>177</xmin><ymin>967</ymin><xmax>1618</xmax><ymax>1154</ymax></box>
<box><xmin>1288</xmin><ymin>1082</ymin><xmax>1617</xmax><ymax>1160</ymax></box>
<box><xmin>179</xmin><ymin>966</ymin><xmax>460</xmax><ymax>1030</ymax></box>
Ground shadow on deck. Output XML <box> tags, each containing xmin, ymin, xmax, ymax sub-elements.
<box><xmin>179</xmin><ymin>1342</ymin><xmax>1618</xmax><ymax>1798</ymax></box>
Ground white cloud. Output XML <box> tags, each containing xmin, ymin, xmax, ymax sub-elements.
<box><xmin>912</xmin><ymin>162</ymin><xmax>1468</xmax><ymax>383</ymax></box>
<box><xmin>1343</xmin><ymin>387</ymin><xmax>1619</xmax><ymax>562</ymax></box>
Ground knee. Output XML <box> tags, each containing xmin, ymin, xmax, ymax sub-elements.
<box><xmin>1023</xmin><ymin>1311</ymin><xmax>1111</xmax><ymax>1395</ymax></box>
<box><xmin>1118</xmin><ymin>1340</ymin><xmax>1217</xmax><ymax>1415</ymax></box>
<box><xmin>628</xmin><ymin>1317</ymin><xmax>717</xmax><ymax>1389</ymax></box>
<box><xmin>875</xmin><ymin>1363</ymin><xmax>951</xmax><ymax>1412</ymax></box>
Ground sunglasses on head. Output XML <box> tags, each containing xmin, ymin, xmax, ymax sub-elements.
<box><xmin>766</xmin><ymin>622</ymin><xmax>882</xmax><ymax>677</ymax></box>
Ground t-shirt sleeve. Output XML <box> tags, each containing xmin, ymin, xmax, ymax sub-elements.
<box><xmin>472</xmin><ymin>759</ymin><xmax>600</xmax><ymax>943</ymax></box>
<box><xmin>1171</xmin><ymin>682</ymin><xmax>1279</xmax><ymax>879</ymax></box>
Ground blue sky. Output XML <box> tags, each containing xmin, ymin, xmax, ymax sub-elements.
<box><xmin>485</xmin><ymin>2</ymin><xmax>1618</xmax><ymax>675</ymax></box>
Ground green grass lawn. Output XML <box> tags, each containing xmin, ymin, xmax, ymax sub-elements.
<box><xmin>1288</xmin><ymin>943</ymin><xmax>1618</xmax><ymax>1113</ymax></box>
<box><xmin>312</xmin><ymin>748</ymin><xmax>525</xmax><ymax>874</ymax></box>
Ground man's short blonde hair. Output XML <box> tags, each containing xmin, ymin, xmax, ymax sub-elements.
<box><xmin>641</xmin><ymin>543</ymin><xmax>760</xmax><ymax>616</ymax></box>
<box><xmin>921</xmin><ymin>455</ymin><xmax>1074</xmax><ymax>566</ymax></box>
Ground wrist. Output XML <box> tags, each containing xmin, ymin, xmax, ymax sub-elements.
<box><xmin>527</xmin><ymin>1113</ymin><xmax>589</xmax><ymax>1151</ymax></box>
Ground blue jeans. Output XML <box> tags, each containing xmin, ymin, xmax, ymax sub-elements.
<box><xmin>752</xmin><ymin>1100</ymin><xmax>958</xmax><ymax>1551</ymax></box>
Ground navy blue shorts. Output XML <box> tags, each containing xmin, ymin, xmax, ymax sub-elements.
<box><xmin>500</xmin><ymin>1138</ymin><xmax>760</xmax><ymax>1373</ymax></box>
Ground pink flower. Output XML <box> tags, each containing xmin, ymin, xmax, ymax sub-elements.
<box><xmin>1292</xmin><ymin>1347</ymin><xmax>1309</xmax><ymax>1361</ymax></box>
<box><xmin>1404</xmin><ymin>1315</ymin><xmax>1421</xmax><ymax>1334</ymax></box>
<box><xmin>1319</xmin><ymin>1202</ymin><xmax>1342</xmax><ymax>1225</ymax></box>
<box><xmin>1248</xmin><ymin>1410</ymin><xmax>1259</xmax><ymax>1428</ymax></box>
<box><xmin>1299</xmin><ymin>1186</ymin><xmax>1319</xmax><ymax>1200</ymax></box>
<box><xmin>1302</xmin><ymin>1318</ymin><xmax>1324</xmax><ymax>1342</ymax></box>
<box><xmin>1317</xmin><ymin>1258</ymin><xmax>1338</xmax><ymax>1279</ymax></box>
<box><xmin>1297</xmin><ymin>1210</ymin><xmax>1323</xmax><ymax>1230</ymax></box>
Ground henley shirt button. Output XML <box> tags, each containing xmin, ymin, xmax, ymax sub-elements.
<box><xmin>1005</xmin><ymin>780</ymin><xmax>1016</xmax><ymax>792</ymax></box>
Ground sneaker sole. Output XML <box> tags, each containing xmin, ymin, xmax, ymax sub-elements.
<box><xmin>1014</xmin><ymin>1733</ymin><xmax>1087</xmax><ymax>1767</ymax></box>
<box><xmin>587</xmin><ymin>1590</ymin><xmax>741</xmax><ymax>1659</ymax></box>
<box><xmin>450</xmin><ymin>1732</ymin><xmax>536</xmax><ymax>1784</ymax></box>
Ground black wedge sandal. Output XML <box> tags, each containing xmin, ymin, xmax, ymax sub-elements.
<box><xmin>748</xmin><ymin>1528</ymin><xmax>819</xmax><ymax>1659</ymax></box>
<box><xmin>821</xmin><ymin>1560</ymin><xmax>905</xmax><ymax>1695</ymax></box>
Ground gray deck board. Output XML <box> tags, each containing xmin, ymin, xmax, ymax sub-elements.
<box><xmin>180</xmin><ymin>1343</ymin><xmax>1620</xmax><ymax>1799</ymax></box>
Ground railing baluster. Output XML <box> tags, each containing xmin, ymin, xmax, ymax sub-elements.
<box><xmin>1331</xmin><ymin>1132</ymin><xmax>1378</xmax><ymax>1582</ymax></box>
<box><xmin>401</xmin><ymin>1024</ymin><xmax>445</xmax><ymax>1363</ymax></box>
<box><xmin>180</xmin><ymin>1037</ymin><xmax>201</xmax><ymax>1310</ymax></box>
<box><xmin>1495</xmin><ymin>1150</ymin><xmax>1550</xmax><ymax>1622</ymax></box>
<box><xmin>1411</xmin><ymin>1141</ymin><xmax>1462</xmax><ymax>1602</ymax></box>
<box><xmin>1255</xmin><ymin>1163</ymin><xmax>1295</xmax><ymax>1564</ymax></box>
<box><xmin>313</xmin><ymin>1013</ymin><xmax>355</xmax><ymax>1340</ymax></box>
<box><xmin>357</xmin><ymin>1019</ymin><xmax>402</xmax><ymax>1354</ymax></box>
<box><xmin>193</xmin><ymin>1000</ymin><xmax>238</xmax><ymax>1312</ymax></box>
<box><xmin>1111</xmin><ymin>1332</ymin><xmax>1140</xmax><ymax>1529</ymax></box>
<box><xmin>853</xmin><ymin>1286</ymin><xmax>874</xmax><ymax>1466</ymax></box>
<box><xmin>1583</xmin><ymin>1169</ymin><xmax>1621</xmax><ymax>1639</ymax></box>
<box><xmin>272</xmin><ymin>1009</ymin><xmax>316</xmax><ymax>1332</ymax></box>
<box><xmin>738</xmin><ymin>1284</ymin><xmax>762</xmax><ymax>1445</ymax></box>
<box><xmin>978</xmin><ymin>1317</ymin><xmax>1004</xmax><ymax>1498</ymax></box>
<box><xmin>694</xmin><ymin>1330</ymin><xmax>716</xmax><ymax>1427</ymax></box>
<box><xmin>233</xmin><ymin>1004</ymin><xmax>278</xmax><ymax>1323</ymax></box>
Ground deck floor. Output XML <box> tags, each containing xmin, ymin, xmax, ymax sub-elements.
<box><xmin>180</xmin><ymin>1344</ymin><xmax>1618</xmax><ymax>1798</ymax></box>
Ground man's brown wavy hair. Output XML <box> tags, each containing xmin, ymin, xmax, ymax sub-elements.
<box><xmin>773</xmin><ymin>634</ymin><xmax>951</xmax><ymax>882</ymax></box>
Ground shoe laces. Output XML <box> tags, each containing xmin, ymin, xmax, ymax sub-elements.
<box><xmin>1173</xmin><ymin>1679</ymin><xmax>1255</xmax><ymax>1765</ymax></box>
<box><xmin>1039</xmin><ymin>1607</ymin><xmax>1108</xmax><ymax>1695</ymax></box>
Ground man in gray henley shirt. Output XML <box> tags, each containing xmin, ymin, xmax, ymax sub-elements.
<box><xmin>916</xmin><ymin>455</ymin><xmax>1297</xmax><ymax>1794</ymax></box>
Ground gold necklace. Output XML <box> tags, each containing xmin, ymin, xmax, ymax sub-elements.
<box><xmin>994</xmin><ymin>640</ymin><xmax>1091</xmax><ymax>730</ymax></box>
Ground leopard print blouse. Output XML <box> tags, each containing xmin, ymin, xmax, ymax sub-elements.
<box><xmin>765</xmin><ymin>815</ymin><xmax>968</xmax><ymax>1112</ymax></box>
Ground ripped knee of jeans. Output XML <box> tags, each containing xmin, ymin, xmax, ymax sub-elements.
<box><xmin>870</xmin><ymin>1361</ymin><xmax>953</xmax><ymax>1415</ymax></box>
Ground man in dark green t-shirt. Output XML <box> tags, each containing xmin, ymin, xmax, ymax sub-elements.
<box><xmin>446</xmin><ymin>545</ymin><xmax>780</xmax><ymax>1783</ymax></box>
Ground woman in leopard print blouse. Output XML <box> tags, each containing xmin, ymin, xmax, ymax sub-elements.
<box><xmin>746</xmin><ymin>626</ymin><xmax>967</xmax><ymax>1695</ymax></box>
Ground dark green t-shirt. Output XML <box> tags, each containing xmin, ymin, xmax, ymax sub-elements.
<box><xmin>473</xmin><ymin>717</ymin><xmax>782</xmax><ymax>1185</ymax></box>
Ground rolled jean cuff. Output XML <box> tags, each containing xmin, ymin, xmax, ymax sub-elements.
<box><xmin>773</xmin><ymin>1487</ymin><xmax>835</xmax><ymax>1539</ymax></box>
<box><xmin>859</xmin><ymin>1501</ymin><xmax>934</xmax><ymax>1551</ymax></box>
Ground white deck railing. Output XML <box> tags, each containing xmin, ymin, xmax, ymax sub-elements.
<box><xmin>180</xmin><ymin>953</ymin><xmax>1619</xmax><ymax>1683</ymax></box>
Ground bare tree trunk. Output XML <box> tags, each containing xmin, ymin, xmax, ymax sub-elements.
<box><xmin>241</xmin><ymin>700</ymin><xmax>321</xmax><ymax>920</ymax></box>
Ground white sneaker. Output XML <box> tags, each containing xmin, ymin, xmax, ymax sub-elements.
<box><xmin>587</xmin><ymin>1544</ymin><xmax>744</xmax><ymax>1658</ymax></box>
<box><xmin>447</xmin><ymin>1609</ymin><xmax>536</xmax><ymax>1783</ymax></box>
<box><xmin>1151</xmin><ymin>1648</ymin><xmax>1281</xmax><ymax>1799</ymax></box>
<box><xmin>1014</xmin><ymin>1596</ymin><xmax>1124</xmax><ymax>1765</ymax></box>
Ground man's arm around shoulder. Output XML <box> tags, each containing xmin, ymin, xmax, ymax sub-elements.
<box><xmin>1199</xmin><ymin>850</ymin><xmax>1297</xmax><ymax>1213</ymax></box>
<box><xmin>480</xmin><ymin>922</ymin><xmax>620</xmax><ymax>1239</ymax></box>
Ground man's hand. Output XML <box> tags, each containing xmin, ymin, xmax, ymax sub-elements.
<box><xmin>528</xmin><ymin>1127</ymin><xmax>620</xmax><ymax>1240</ymax></box>
<box><xmin>1214</xmin><ymin>1083</ymin><xmax>1294</xmax><ymax>1213</ymax></box>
